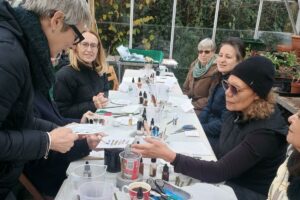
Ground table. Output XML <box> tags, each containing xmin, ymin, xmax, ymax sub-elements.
<box><xmin>55</xmin><ymin>69</ymin><xmax>217</xmax><ymax>200</ymax></box>
<box><xmin>107</xmin><ymin>56</ymin><xmax>178</xmax><ymax>82</ymax></box>
<box><xmin>276</xmin><ymin>95</ymin><xmax>300</xmax><ymax>114</ymax></box>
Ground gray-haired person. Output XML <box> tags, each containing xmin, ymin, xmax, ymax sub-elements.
<box><xmin>0</xmin><ymin>0</ymin><xmax>92</xmax><ymax>199</ymax></box>
<box><xmin>182</xmin><ymin>38</ymin><xmax>219</xmax><ymax>115</ymax></box>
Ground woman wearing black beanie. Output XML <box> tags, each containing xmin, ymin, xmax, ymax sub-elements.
<box><xmin>132</xmin><ymin>56</ymin><xmax>288</xmax><ymax>200</ymax></box>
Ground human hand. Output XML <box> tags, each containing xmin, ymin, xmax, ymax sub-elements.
<box><xmin>49</xmin><ymin>127</ymin><xmax>78</xmax><ymax>153</ymax></box>
<box><xmin>86</xmin><ymin>133</ymin><xmax>105</xmax><ymax>150</ymax></box>
<box><xmin>93</xmin><ymin>96</ymin><xmax>103</xmax><ymax>109</ymax></box>
<box><xmin>131</xmin><ymin>137</ymin><xmax>176</xmax><ymax>162</ymax></box>
<box><xmin>80</xmin><ymin>111</ymin><xmax>95</xmax><ymax>123</ymax></box>
<box><xmin>93</xmin><ymin>95</ymin><xmax>108</xmax><ymax>108</ymax></box>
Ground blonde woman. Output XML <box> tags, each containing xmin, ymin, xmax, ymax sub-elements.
<box><xmin>54</xmin><ymin>30</ymin><xmax>109</xmax><ymax>118</ymax></box>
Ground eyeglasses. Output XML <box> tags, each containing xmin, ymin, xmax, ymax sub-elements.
<box><xmin>198</xmin><ymin>50</ymin><xmax>211</xmax><ymax>54</ymax></box>
<box><xmin>69</xmin><ymin>24</ymin><xmax>85</xmax><ymax>45</ymax></box>
<box><xmin>222</xmin><ymin>79</ymin><xmax>244</xmax><ymax>96</ymax></box>
<box><xmin>80</xmin><ymin>42</ymin><xmax>98</xmax><ymax>50</ymax></box>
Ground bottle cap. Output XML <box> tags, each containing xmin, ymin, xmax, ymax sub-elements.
<box><xmin>163</xmin><ymin>164</ymin><xmax>169</xmax><ymax>172</ymax></box>
<box><xmin>143</xmin><ymin>91</ymin><xmax>147</xmax><ymax>98</ymax></box>
<box><xmin>137</xmin><ymin>187</ymin><xmax>143</xmax><ymax>199</ymax></box>
<box><xmin>104</xmin><ymin>112</ymin><xmax>112</xmax><ymax>116</ymax></box>
<box><xmin>151</xmin><ymin>158</ymin><xmax>157</xmax><ymax>163</ymax></box>
<box><xmin>150</xmin><ymin>118</ymin><xmax>154</xmax><ymax>125</ymax></box>
<box><xmin>139</xmin><ymin>91</ymin><xmax>142</xmax><ymax>96</ymax></box>
<box><xmin>132</xmin><ymin>77</ymin><xmax>135</xmax><ymax>83</ymax></box>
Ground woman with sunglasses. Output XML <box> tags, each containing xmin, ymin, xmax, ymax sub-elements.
<box><xmin>267</xmin><ymin>112</ymin><xmax>300</xmax><ymax>200</ymax></box>
<box><xmin>54</xmin><ymin>30</ymin><xmax>109</xmax><ymax>119</ymax></box>
<box><xmin>132</xmin><ymin>56</ymin><xmax>287</xmax><ymax>199</ymax></box>
<box><xmin>182</xmin><ymin>38</ymin><xmax>218</xmax><ymax>115</ymax></box>
<box><xmin>199</xmin><ymin>37</ymin><xmax>245</xmax><ymax>151</ymax></box>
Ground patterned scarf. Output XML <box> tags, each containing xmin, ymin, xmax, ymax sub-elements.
<box><xmin>193</xmin><ymin>55</ymin><xmax>217</xmax><ymax>78</ymax></box>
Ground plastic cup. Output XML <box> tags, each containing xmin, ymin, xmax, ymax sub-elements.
<box><xmin>79</xmin><ymin>181</ymin><xmax>113</xmax><ymax>200</ymax></box>
<box><xmin>70</xmin><ymin>164</ymin><xmax>107</xmax><ymax>191</ymax></box>
<box><xmin>119</xmin><ymin>151</ymin><xmax>141</xmax><ymax>180</ymax></box>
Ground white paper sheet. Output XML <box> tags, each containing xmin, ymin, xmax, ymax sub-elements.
<box><xmin>169</xmin><ymin>141</ymin><xmax>211</xmax><ymax>157</ymax></box>
<box><xmin>67</xmin><ymin>124</ymin><xmax>104</xmax><ymax>135</ymax></box>
<box><xmin>184</xmin><ymin>130</ymin><xmax>200</xmax><ymax>137</ymax></box>
<box><xmin>97</xmin><ymin>136</ymin><xmax>134</xmax><ymax>148</ymax></box>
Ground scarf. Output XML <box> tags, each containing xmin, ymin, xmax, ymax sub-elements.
<box><xmin>192</xmin><ymin>55</ymin><xmax>217</xmax><ymax>78</ymax></box>
<box><xmin>13</xmin><ymin>7</ymin><xmax>54</xmax><ymax>97</ymax></box>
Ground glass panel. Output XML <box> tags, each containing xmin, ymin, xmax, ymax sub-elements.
<box><xmin>132</xmin><ymin>1</ymin><xmax>173</xmax><ymax>56</ymax></box>
<box><xmin>96</xmin><ymin>0</ymin><xmax>130</xmax><ymax>55</ymax></box>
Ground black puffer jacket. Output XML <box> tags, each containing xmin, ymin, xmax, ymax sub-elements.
<box><xmin>54</xmin><ymin>62</ymin><xmax>109</xmax><ymax>118</ymax></box>
<box><xmin>0</xmin><ymin>2</ymin><xmax>54</xmax><ymax>198</ymax></box>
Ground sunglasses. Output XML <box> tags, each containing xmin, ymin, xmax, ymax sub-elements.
<box><xmin>198</xmin><ymin>50</ymin><xmax>211</xmax><ymax>54</ymax></box>
<box><xmin>222</xmin><ymin>79</ymin><xmax>240</xmax><ymax>96</ymax></box>
<box><xmin>69</xmin><ymin>24</ymin><xmax>85</xmax><ymax>45</ymax></box>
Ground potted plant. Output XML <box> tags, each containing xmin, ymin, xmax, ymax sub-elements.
<box><xmin>291</xmin><ymin>69</ymin><xmax>300</xmax><ymax>94</ymax></box>
<box><xmin>262</xmin><ymin>51</ymin><xmax>298</xmax><ymax>93</ymax></box>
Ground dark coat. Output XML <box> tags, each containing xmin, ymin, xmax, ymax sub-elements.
<box><xmin>54</xmin><ymin>62</ymin><xmax>109</xmax><ymax>118</ymax></box>
<box><xmin>0</xmin><ymin>2</ymin><xmax>54</xmax><ymax>198</ymax></box>
<box><xmin>199</xmin><ymin>74</ymin><xmax>228</xmax><ymax>150</ymax></box>
<box><xmin>172</xmin><ymin>106</ymin><xmax>287</xmax><ymax>198</ymax></box>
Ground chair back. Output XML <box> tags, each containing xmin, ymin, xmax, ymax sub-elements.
<box><xmin>107</xmin><ymin>65</ymin><xmax>119</xmax><ymax>90</ymax></box>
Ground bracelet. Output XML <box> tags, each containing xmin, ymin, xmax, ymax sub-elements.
<box><xmin>44</xmin><ymin>132</ymin><xmax>51</xmax><ymax>159</ymax></box>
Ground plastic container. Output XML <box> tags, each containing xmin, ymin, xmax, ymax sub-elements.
<box><xmin>79</xmin><ymin>181</ymin><xmax>114</xmax><ymax>200</ymax></box>
<box><xmin>119</xmin><ymin>150</ymin><xmax>141</xmax><ymax>180</ymax></box>
<box><xmin>70</xmin><ymin>164</ymin><xmax>107</xmax><ymax>191</ymax></box>
<box><xmin>127</xmin><ymin>49</ymin><xmax>164</xmax><ymax>64</ymax></box>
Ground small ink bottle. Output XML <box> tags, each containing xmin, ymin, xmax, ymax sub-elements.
<box><xmin>137</xmin><ymin>77</ymin><xmax>142</xmax><ymax>89</ymax></box>
<box><xmin>83</xmin><ymin>161</ymin><xmax>91</xmax><ymax>177</ymax></box>
<box><xmin>143</xmin><ymin>91</ymin><xmax>148</xmax><ymax>106</ymax></box>
<box><xmin>150</xmin><ymin>118</ymin><xmax>154</xmax><ymax>131</ymax></box>
<box><xmin>137</xmin><ymin>187</ymin><xmax>144</xmax><ymax>200</ymax></box>
<box><xmin>162</xmin><ymin>164</ymin><xmax>169</xmax><ymax>181</ymax></box>
<box><xmin>139</xmin><ymin>91</ymin><xmax>143</xmax><ymax>104</ymax></box>
<box><xmin>149</xmin><ymin>158</ymin><xmax>157</xmax><ymax>177</ymax></box>
<box><xmin>128</xmin><ymin>114</ymin><xmax>133</xmax><ymax>126</ymax></box>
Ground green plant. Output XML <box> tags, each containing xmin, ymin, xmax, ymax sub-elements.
<box><xmin>261</xmin><ymin>51</ymin><xmax>298</xmax><ymax>79</ymax></box>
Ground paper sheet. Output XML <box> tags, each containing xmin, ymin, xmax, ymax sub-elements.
<box><xmin>67</xmin><ymin>124</ymin><xmax>104</xmax><ymax>135</ymax></box>
<box><xmin>97</xmin><ymin>136</ymin><xmax>134</xmax><ymax>148</ymax></box>
<box><xmin>184</xmin><ymin>130</ymin><xmax>200</xmax><ymax>137</ymax></box>
<box><xmin>169</xmin><ymin>141</ymin><xmax>211</xmax><ymax>157</ymax></box>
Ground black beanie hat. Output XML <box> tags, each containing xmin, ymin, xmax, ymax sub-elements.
<box><xmin>231</xmin><ymin>56</ymin><xmax>275</xmax><ymax>99</ymax></box>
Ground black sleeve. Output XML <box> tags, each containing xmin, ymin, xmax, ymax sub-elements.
<box><xmin>54</xmin><ymin>70</ymin><xmax>96</xmax><ymax>118</ymax></box>
<box><xmin>31</xmin><ymin>117</ymin><xmax>58</xmax><ymax>132</ymax></box>
<box><xmin>47</xmin><ymin>138</ymin><xmax>90</xmax><ymax>163</ymax></box>
<box><xmin>0</xmin><ymin>52</ymin><xmax>48</xmax><ymax>160</ymax></box>
<box><xmin>171</xmin><ymin>132</ymin><xmax>283</xmax><ymax>183</ymax></box>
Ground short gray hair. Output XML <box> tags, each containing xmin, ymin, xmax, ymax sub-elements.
<box><xmin>198</xmin><ymin>38</ymin><xmax>216</xmax><ymax>51</ymax></box>
<box><xmin>22</xmin><ymin>0</ymin><xmax>91</xmax><ymax>27</ymax></box>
